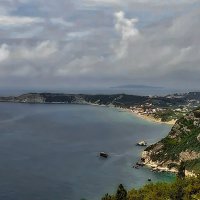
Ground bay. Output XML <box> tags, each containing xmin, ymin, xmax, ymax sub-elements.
<box><xmin>0</xmin><ymin>103</ymin><xmax>174</xmax><ymax>200</ymax></box>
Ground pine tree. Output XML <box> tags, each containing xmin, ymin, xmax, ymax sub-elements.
<box><xmin>116</xmin><ymin>184</ymin><xmax>127</xmax><ymax>200</ymax></box>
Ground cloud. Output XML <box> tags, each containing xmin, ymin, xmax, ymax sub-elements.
<box><xmin>12</xmin><ymin>40</ymin><xmax>58</xmax><ymax>59</ymax></box>
<box><xmin>115</xmin><ymin>11</ymin><xmax>139</xmax><ymax>40</ymax></box>
<box><xmin>0</xmin><ymin>15</ymin><xmax>43</xmax><ymax>26</ymax></box>
<box><xmin>50</xmin><ymin>18</ymin><xmax>74</xmax><ymax>27</ymax></box>
<box><xmin>114</xmin><ymin>11</ymin><xmax>139</xmax><ymax>58</ymax></box>
<box><xmin>0</xmin><ymin>0</ymin><xmax>200</xmax><ymax>90</ymax></box>
<box><xmin>66</xmin><ymin>31</ymin><xmax>91</xmax><ymax>40</ymax></box>
<box><xmin>82</xmin><ymin>0</ymin><xmax>122</xmax><ymax>6</ymax></box>
<box><xmin>83</xmin><ymin>0</ymin><xmax>199</xmax><ymax>7</ymax></box>
<box><xmin>0</xmin><ymin>44</ymin><xmax>10</xmax><ymax>62</ymax></box>
<box><xmin>110</xmin><ymin>7</ymin><xmax>200</xmax><ymax>88</ymax></box>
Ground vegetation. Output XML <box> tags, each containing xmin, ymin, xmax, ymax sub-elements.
<box><xmin>144</xmin><ymin>107</ymin><xmax>200</xmax><ymax>174</ymax></box>
<box><xmin>153</xmin><ymin>108</ymin><xmax>185</xmax><ymax>122</ymax></box>
<box><xmin>177</xmin><ymin>161</ymin><xmax>186</xmax><ymax>179</ymax></box>
<box><xmin>116</xmin><ymin>184</ymin><xmax>127</xmax><ymax>200</ymax></box>
<box><xmin>185</xmin><ymin>158</ymin><xmax>200</xmax><ymax>174</ymax></box>
<box><xmin>101</xmin><ymin>176</ymin><xmax>200</xmax><ymax>200</ymax></box>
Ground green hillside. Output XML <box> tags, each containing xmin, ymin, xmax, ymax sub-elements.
<box><xmin>101</xmin><ymin>176</ymin><xmax>200</xmax><ymax>200</ymax></box>
<box><xmin>142</xmin><ymin>107</ymin><xmax>200</xmax><ymax>175</ymax></box>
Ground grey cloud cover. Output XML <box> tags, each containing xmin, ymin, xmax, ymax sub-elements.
<box><xmin>0</xmin><ymin>0</ymin><xmax>200</xmax><ymax>90</ymax></box>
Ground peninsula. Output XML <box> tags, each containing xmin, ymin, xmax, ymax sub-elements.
<box><xmin>0</xmin><ymin>92</ymin><xmax>200</xmax><ymax>124</ymax></box>
<box><xmin>142</xmin><ymin>107</ymin><xmax>200</xmax><ymax>176</ymax></box>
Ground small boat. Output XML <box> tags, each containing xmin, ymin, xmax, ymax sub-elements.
<box><xmin>148</xmin><ymin>178</ymin><xmax>152</xmax><ymax>182</ymax></box>
<box><xmin>136</xmin><ymin>140</ymin><xmax>147</xmax><ymax>146</ymax></box>
<box><xmin>100</xmin><ymin>152</ymin><xmax>108</xmax><ymax>158</ymax></box>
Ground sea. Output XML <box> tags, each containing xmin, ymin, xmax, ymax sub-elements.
<box><xmin>0</xmin><ymin>102</ymin><xmax>175</xmax><ymax>200</ymax></box>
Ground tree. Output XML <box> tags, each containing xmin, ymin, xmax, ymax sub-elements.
<box><xmin>177</xmin><ymin>161</ymin><xmax>186</xmax><ymax>180</ymax></box>
<box><xmin>116</xmin><ymin>184</ymin><xmax>127</xmax><ymax>200</ymax></box>
<box><xmin>101</xmin><ymin>175</ymin><xmax>200</xmax><ymax>200</ymax></box>
<box><xmin>101</xmin><ymin>193</ymin><xmax>114</xmax><ymax>200</ymax></box>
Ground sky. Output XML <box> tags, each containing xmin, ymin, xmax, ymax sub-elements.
<box><xmin>0</xmin><ymin>0</ymin><xmax>200</xmax><ymax>91</ymax></box>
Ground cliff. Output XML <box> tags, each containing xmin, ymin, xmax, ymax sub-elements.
<box><xmin>142</xmin><ymin>107</ymin><xmax>200</xmax><ymax>176</ymax></box>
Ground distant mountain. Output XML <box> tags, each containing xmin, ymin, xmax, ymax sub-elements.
<box><xmin>0</xmin><ymin>92</ymin><xmax>200</xmax><ymax>108</ymax></box>
<box><xmin>111</xmin><ymin>84</ymin><xmax>163</xmax><ymax>89</ymax></box>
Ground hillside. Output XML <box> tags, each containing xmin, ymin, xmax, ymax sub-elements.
<box><xmin>101</xmin><ymin>177</ymin><xmax>200</xmax><ymax>200</ymax></box>
<box><xmin>142</xmin><ymin>107</ymin><xmax>200</xmax><ymax>175</ymax></box>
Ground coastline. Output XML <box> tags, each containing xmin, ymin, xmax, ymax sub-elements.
<box><xmin>120</xmin><ymin>108</ymin><xmax>176</xmax><ymax>125</ymax></box>
<box><xmin>87</xmin><ymin>102</ymin><xmax>178</xmax><ymax>173</ymax></box>
<box><xmin>0</xmin><ymin>100</ymin><xmax>176</xmax><ymax>126</ymax></box>
<box><xmin>88</xmin><ymin>103</ymin><xmax>176</xmax><ymax>125</ymax></box>
<box><xmin>120</xmin><ymin>107</ymin><xmax>187</xmax><ymax>176</ymax></box>
<box><xmin>0</xmin><ymin>100</ymin><xmax>197</xmax><ymax>180</ymax></box>
<box><xmin>142</xmin><ymin>152</ymin><xmax>197</xmax><ymax>177</ymax></box>
<box><xmin>1</xmin><ymin>100</ymin><xmax>195</xmax><ymax>178</ymax></box>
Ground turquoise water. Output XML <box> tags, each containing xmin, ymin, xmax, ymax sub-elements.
<box><xmin>0</xmin><ymin>103</ymin><xmax>175</xmax><ymax>200</ymax></box>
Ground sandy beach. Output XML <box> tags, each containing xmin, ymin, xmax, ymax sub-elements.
<box><xmin>88</xmin><ymin>103</ymin><xmax>176</xmax><ymax>125</ymax></box>
<box><xmin>121</xmin><ymin>108</ymin><xmax>176</xmax><ymax>125</ymax></box>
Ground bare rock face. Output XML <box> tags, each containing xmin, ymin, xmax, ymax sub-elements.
<box><xmin>180</xmin><ymin>151</ymin><xmax>200</xmax><ymax>161</ymax></box>
<box><xmin>142</xmin><ymin>107</ymin><xmax>200</xmax><ymax>175</ymax></box>
<box><xmin>16</xmin><ymin>93</ymin><xmax>45</xmax><ymax>103</ymax></box>
<box><xmin>197</xmin><ymin>134</ymin><xmax>200</xmax><ymax>142</ymax></box>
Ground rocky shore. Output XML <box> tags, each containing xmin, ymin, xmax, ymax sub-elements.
<box><xmin>141</xmin><ymin>151</ymin><xmax>197</xmax><ymax>177</ymax></box>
